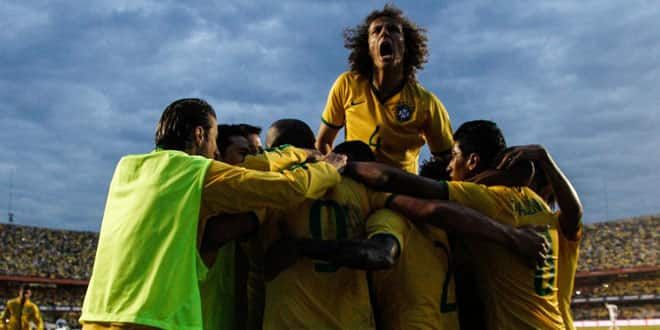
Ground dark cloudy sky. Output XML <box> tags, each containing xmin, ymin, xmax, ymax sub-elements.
<box><xmin>0</xmin><ymin>1</ymin><xmax>658</xmax><ymax>231</ymax></box>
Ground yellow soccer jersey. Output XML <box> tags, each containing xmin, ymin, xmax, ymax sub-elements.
<box><xmin>557</xmin><ymin>225</ymin><xmax>582</xmax><ymax>330</ymax></box>
<box><xmin>369</xmin><ymin>217</ymin><xmax>459</xmax><ymax>330</ymax></box>
<box><xmin>240</xmin><ymin>144</ymin><xmax>309</xmax><ymax>172</ymax></box>
<box><xmin>262</xmin><ymin>177</ymin><xmax>392</xmax><ymax>330</ymax></box>
<box><xmin>1</xmin><ymin>297</ymin><xmax>44</xmax><ymax>330</ymax></box>
<box><xmin>321</xmin><ymin>71</ymin><xmax>453</xmax><ymax>173</ymax></box>
<box><xmin>448</xmin><ymin>182</ymin><xmax>564</xmax><ymax>329</ymax></box>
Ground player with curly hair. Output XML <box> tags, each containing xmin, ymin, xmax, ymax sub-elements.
<box><xmin>317</xmin><ymin>4</ymin><xmax>453</xmax><ymax>174</ymax></box>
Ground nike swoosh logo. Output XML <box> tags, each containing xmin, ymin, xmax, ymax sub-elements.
<box><xmin>351</xmin><ymin>100</ymin><xmax>365</xmax><ymax>106</ymax></box>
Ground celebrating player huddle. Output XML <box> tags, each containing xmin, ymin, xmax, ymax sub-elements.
<box><xmin>78</xmin><ymin>5</ymin><xmax>582</xmax><ymax>330</ymax></box>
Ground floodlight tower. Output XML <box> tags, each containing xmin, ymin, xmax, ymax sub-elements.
<box><xmin>7</xmin><ymin>169</ymin><xmax>14</xmax><ymax>223</ymax></box>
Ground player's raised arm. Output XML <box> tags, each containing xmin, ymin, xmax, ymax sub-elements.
<box><xmin>343</xmin><ymin>161</ymin><xmax>450</xmax><ymax>199</ymax></box>
<box><xmin>316</xmin><ymin>123</ymin><xmax>341</xmax><ymax>155</ymax></box>
<box><xmin>386</xmin><ymin>195</ymin><xmax>549</xmax><ymax>267</ymax></box>
<box><xmin>498</xmin><ymin>145</ymin><xmax>583</xmax><ymax>240</ymax></box>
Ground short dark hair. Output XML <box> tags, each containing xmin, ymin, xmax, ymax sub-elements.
<box><xmin>217</xmin><ymin>124</ymin><xmax>247</xmax><ymax>155</ymax></box>
<box><xmin>344</xmin><ymin>4</ymin><xmax>428</xmax><ymax>81</ymax></box>
<box><xmin>238</xmin><ymin>123</ymin><xmax>262</xmax><ymax>136</ymax></box>
<box><xmin>453</xmin><ymin>120</ymin><xmax>506</xmax><ymax>171</ymax></box>
<box><xmin>419</xmin><ymin>157</ymin><xmax>450</xmax><ymax>181</ymax></box>
<box><xmin>268</xmin><ymin>119</ymin><xmax>315</xmax><ymax>149</ymax></box>
<box><xmin>20</xmin><ymin>284</ymin><xmax>29</xmax><ymax>298</ymax></box>
<box><xmin>155</xmin><ymin>98</ymin><xmax>216</xmax><ymax>151</ymax></box>
<box><xmin>333</xmin><ymin>141</ymin><xmax>375</xmax><ymax>162</ymax></box>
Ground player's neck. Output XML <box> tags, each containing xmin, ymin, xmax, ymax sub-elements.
<box><xmin>371</xmin><ymin>67</ymin><xmax>404</xmax><ymax>100</ymax></box>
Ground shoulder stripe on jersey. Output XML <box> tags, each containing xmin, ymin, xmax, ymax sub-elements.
<box><xmin>321</xmin><ymin>117</ymin><xmax>344</xmax><ymax>130</ymax></box>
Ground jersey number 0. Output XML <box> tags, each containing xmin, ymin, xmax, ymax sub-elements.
<box><xmin>309</xmin><ymin>200</ymin><xmax>348</xmax><ymax>273</ymax></box>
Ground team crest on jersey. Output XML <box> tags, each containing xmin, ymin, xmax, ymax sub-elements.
<box><xmin>396</xmin><ymin>103</ymin><xmax>414</xmax><ymax>122</ymax></box>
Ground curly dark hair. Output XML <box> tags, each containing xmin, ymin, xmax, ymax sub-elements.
<box><xmin>344</xmin><ymin>4</ymin><xmax>428</xmax><ymax>81</ymax></box>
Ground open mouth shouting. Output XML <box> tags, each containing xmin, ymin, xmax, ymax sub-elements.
<box><xmin>380</xmin><ymin>40</ymin><xmax>394</xmax><ymax>60</ymax></box>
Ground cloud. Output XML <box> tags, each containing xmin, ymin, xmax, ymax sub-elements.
<box><xmin>0</xmin><ymin>0</ymin><xmax>658</xmax><ymax>230</ymax></box>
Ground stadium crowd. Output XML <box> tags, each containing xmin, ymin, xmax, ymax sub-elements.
<box><xmin>2</xmin><ymin>216</ymin><xmax>657</xmax><ymax>281</ymax></box>
<box><xmin>573</xmin><ymin>304</ymin><xmax>660</xmax><ymax>320</ymax></box>
<box><xmin>576</xmin><ymin>278</ymin><xmax>660</xmax><ymax>297</ymax></box>
<box><xmin>578</xmin><ymin>215</ymin><xmax>659</xmax><ymax>272</ymax></box>
<box><xmin>0</xmin><ymin>223</ymin><xmax>97</xmax><ymax>280</ymax></box>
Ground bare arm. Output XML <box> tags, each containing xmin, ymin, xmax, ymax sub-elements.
<box><xmin>316</xmin><ymin>123</ymin><xmax>340</xmax><ymax>155</ymax></box>
<box><xmin>498</xmin><ymin>145</ymin><xmax>583</xmax><ymax>240</ymax></box>
<box><xmin>297</xmin><ymin>234</ymin><xmax>399</xmax><ymax>269</ymax></box>
<box><xmin>343</xmin><ymin>161</ymin><xmax>449</xmax><ymax>199</ymax></box>
<box><xmin>200</xmin><ymin>213</ymin><xmax>260</xmax><ymax>253</ymax></box>
<box><xmin>388</xmin><ymin>195</ymin><xmax>549</xmax><ymax>267</ymax></box>
<box><xmin>264</xmin><ymin>235</ymin><xmax>399</xmax><ymax>280</ymax></box>
<box><xmin>470</xmin><ymin>161</ymin><xmax>535</xmax><ymax>187</ymax></box>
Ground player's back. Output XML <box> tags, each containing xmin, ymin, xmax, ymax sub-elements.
<box><xmin>370</xmin><ymin>220</ymin><xmax>459</xmax><ymax>330</ymax></box>
<box><xmin>449</xmin><ymin>182</ymin><xmax>564</xmax><ymax>329</ymax></box>
<box><xmin>262</xmin><ymin>177</ymin><xmax>388</xmax><ymax>330</ymax></box>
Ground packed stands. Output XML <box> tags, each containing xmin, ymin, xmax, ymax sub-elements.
<box><xmin>2</xmin><ymin>216</ymin><xmax>657</xmax><ymax>282</ymax></box>
<box><xmin>0</xmin><ymin>224</ymin><xmax>98</xmax><ymax>280</ymax></box>
<box><xmin>0</xmin><ymin>224</ymin><xmax>93</xmax><ymax>329</ymax></box>
<box><xmin>576</xmin><ymin>278</ymin><xmax>659</xmax><ymax>298</ymax></box>
<box><xmin>568</xmin><ymin>215</ymin><xmax>660</xmax><ymax>322</ymax></box>
<box><xmin>573</xmin><ymin>303</ymin><xmax>660</xmax><ymax>320</ymax></box>
<box><xmin>579</xmin><ymin>215</ymin><xmax>659</xmax><ymax>272</ymax></box>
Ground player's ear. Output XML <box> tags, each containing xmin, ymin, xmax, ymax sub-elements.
<box><xmin>467</xmin><ymin>153</ymin><xmax>480</xmax><ymax>172</ymax></box>
<box><xmin>194</xmin><ymin>126</ymin><xmax>205</xmax><ymax>147</ymax></box>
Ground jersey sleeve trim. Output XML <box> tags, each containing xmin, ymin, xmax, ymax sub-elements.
<box><xmin>321</xmin><ymin>117</ymin><xmax>344</xmax><ymax>130</ymax></box>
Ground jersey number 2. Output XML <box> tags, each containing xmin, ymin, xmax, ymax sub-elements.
<box><xmin>534</xmin><ymin>229</ymin><xmax>556</xmax><ymax>296</ymax></box>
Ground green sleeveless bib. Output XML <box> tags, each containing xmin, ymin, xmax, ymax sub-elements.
<box><xmin>81</xmin><ymin>149</ymin><xmax>212</xmax><ymax>329</ymax></box>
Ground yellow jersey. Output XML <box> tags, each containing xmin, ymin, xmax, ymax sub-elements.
<box><xmin>1</xmin><ymin>297</ymin><xmax>44</xmax><ymax>330</ymax></box>
<box><xmin>448</xmin><ymin>182</ymin><xmax>564</xmax><ymax>329</ymax></box>
<box><xmin>322</xmin><ymin>71</ymin><xmax>453</xmax><ymax>173</ymax></box>
<box><xmin>239</xmin><ymin>144</ymin><xmax>309</xmax><ymax>172</ymax></box>
<box><xmin>557</xmin><ymin>225</ymin><xmax>582</xmax><ymax>330</ymax></box>
<box><xmin>262</xmin><ymin>177</ymin><xmax>393</xmax><ymax>330</ymax></box>
<box><xmin>198</xmin><ymin>148</ymin><xmax>314</xmax><ymax>330</ymax></box>
<box><xmin>369</xmin><ymin>218</ymin><xmax>459</xmax><ymax>329</ymax></box>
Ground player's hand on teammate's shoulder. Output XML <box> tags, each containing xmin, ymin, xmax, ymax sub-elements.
<box><xmin>321</xmin><ymin>152</ymin><xmax>348</xmax><ymax>171</ymax></box>
<box><xmin>511</xmin><ymin>224</ymin><xmax>551</xmax><ymax>268</ymax></box>
<box><xmin>302</xmin><ymin>148</ymin><xmax>324</xmax><ymax>163</ymax></box>
<box><xmin>497</xmin><ymin>144</ymin><xmax>550</xmax><ymax>170</ymax></box>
